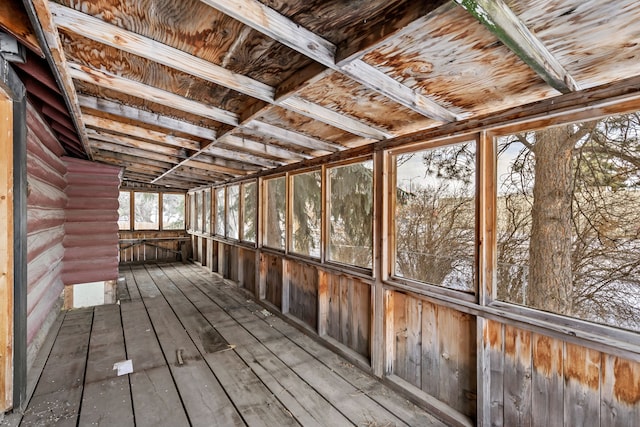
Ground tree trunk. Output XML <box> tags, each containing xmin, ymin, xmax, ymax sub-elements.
<box><xmin>528</xmin><ymin>127</ymin><xmax>575</xmax><ymax>314</ymax></box>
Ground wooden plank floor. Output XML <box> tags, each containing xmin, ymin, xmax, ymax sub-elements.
<box><xmin>12</xmin><ymin>263</ymin><xmax>445</xmax><ymax>426</ymax></box>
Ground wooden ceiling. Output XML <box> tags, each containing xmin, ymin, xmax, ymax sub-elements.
<box><xmin>13</xmin><ymin>0</ymin><xmax>640</xmax><ymax>190</ymax></box>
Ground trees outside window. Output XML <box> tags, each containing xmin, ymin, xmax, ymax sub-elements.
<box><xmin>393</xmin><ymin>142</ymin><xmax>476</xmax><ymax>291</ymax></box>
<box><xmin>195</xmin><ymin>191</ymin><xmax>203</xmax><ymax>232</ymax></box>
<box><xmin>242</xmin><ymin>182</ymin><xmax>256</xmax><ymax>243</ymax></box>
<box><xmin>203</xmin><ymin>189</ymin><xmax>211</xmax><ymax>234</ymax></box>
<box><xmin>497</xmin><ymin>112</ymin><xmax>640</xmax><ymax>331</ymax></box>
<box><xmin>134</xmin><ymin>192</ymin><xmax>159</xmax><ymax>230</ymax></box>
<box><xmin>162</xmin><ymin>194</ymin><xmax>184</xmax><ymax>230</ymax></box>
<box><xmin>215</xmin><ymin>188</ymin><xmax>225</xmax><ymax>236</ymax></box>
<box><xmin>328</xmin><ymin>160</ymin><xmax>373</xmax><ymax>268</ymax></box>
<box><xmin>263</xmin><ymin>176</ymin><xmax>286</xmax><ymax>250</ymax></box>
<box><xmin>118</xmin><ymin>191</ymin><xmax>131</xmax><ymax>230</ymax></box>
<box><xmin>227</xmin><ymin>185</ymin><xmax>239</xmax><ymax>240</ymax></box>
<box><xmin>291</xmin><ymin>170</ymin><xmax>321</xmax><ymax>258</ymax></box>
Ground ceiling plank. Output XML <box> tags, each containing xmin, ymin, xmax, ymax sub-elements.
<box><xmin>51</xmin><ymin>3</ymin><xmax>388</xmax><ymax>140</ymax></box>
<box><xmin>89</xmin><ymin>140</ymin><xmax>182</xmax><ymax>164</ymax></box>
<box><xmin>82</xmin><ymin>114</ymin><xmax>201</xmax><ymax>150</ymax></box>
<box><xmin>206</xmin><ymin>145</ymin><xmax>285</xmax><ymax>168</ymax></box>
<box><xmin>78</xmin><ymin>95</ymin><xmax>218</xmax><ymax>140</ymax></box>
<box><xmin>200</xmin><ymin>0</ymin><xmax>459</xmax><ymax>123</ymax></box>
<box><xmin>24</xmin><ymin>0</ymin><xmax>93</xmax><ymax>156</ymax></box>
<box><xmin>454</xmin><ymin>0</ymin><xmax>580</xmax><ymax>93</ymax></box>
<box><xmin>68</xmin><ymin>62</ymin><xmax>239</xmax><ymax>125</ymax></box>
<box><xmin>184</xmin><ymin>159</ymin><xmax>251</xmax><ymax>176</ymax></box>
<box><xmin>0</xmin><ymin>0</ymin><xmax>43</xmax><ymax>56</ymax></box>
<box><xmin>334</xmin><ymin>0</ymin><xmax>449</xmax><ymax>66</ymax></box>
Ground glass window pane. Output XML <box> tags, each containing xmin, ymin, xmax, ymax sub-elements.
<box><xmin>118</xmin><ymin>191</ymin><xmax>130</xmax><ymax>230</ymax></box>
<box><xmin>496</xmin><ymin>113</ymin><xmax>640</xmax><ymax>331</ymax></box>
<box><xmin>328</xmin><ymin>161</ymin><xmax>373</xmax><ymax>268</ymax></box>
<box><xmin>203</xmin><ymin>189</ymin><xmax>211</xmax><ymax>234</ymax></box>
<box><xmin>134</xmin><ymin>192</ymin><xmax>159</xmax><ymax>230</ymax></box>
<box><xmin>215</xmin><ymin>188</ymin><xmax>225</xmax><ymax>236</ymax></box>
<box><xmin>291</xmin><ymin>170</ymin><xmax>321</xmax><ymax>257</ymax></box>
<box><xmin>394</xmin><ymin>142</ymin><xmax>476</xmax><ymax>291</ymax></box>
<box><xmin>227</xmin><ymin>185</ymin><xmax>240</xmax><ymax>240</ymax></box>
<box><xmin>162</xmin><ymin>193</ymin><xmax>185</xmax><ymax>230</ymax></box>
<box><xmin>195</xmin><ymin>191</ymin><xmax>203</xmax><ymax>232</ymax></box>
<box><xmin>188</xmin><ymin>193</ymin><xmax>195</xmax><ymax>231</ymax></box>
<box><xmin>242</xmin><ymin>182</ymin><xmax>257</xmax><ymax>243</ymax></box>
<box><xmin>263</xmin><ymin>177</ymin><xmax>286</xmax><ymax>250</ymax></box>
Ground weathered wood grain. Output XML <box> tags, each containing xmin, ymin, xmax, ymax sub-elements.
<box><xmin>564</xmin><ymin>342</ymin><xmax>601</xmax><ymax>427</ymax></box>
<box><xmin>503</xmin><ymin>325</ymin><xmax>532</xmax><ymax>426</ymax></box>
<box><xmin>531</xmin><ymin>333</ymin><xmax>563</xmax><ymax>427</ymax></box>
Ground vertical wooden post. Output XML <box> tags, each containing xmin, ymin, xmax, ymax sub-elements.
<box><xmin>317</xmin><ymin>270</ymin><xmax>328</xmax><ymax>336</ymax></box>
<box><xmin>0</xmin><ymin>94</ymin><xmax>14</xmax><ymax>411</ymax></box>
<box><xmin>281</xmin><ymin>259</ymin><xmax>290</xmax><ymax>314</ymax></box>
<box><xmin>256</xmin><ymin>178</ymin><xmax>265</xmax><ymax>300</ymax></box>
<box><xmin>477</xmin><ymin>130</ymin><xmax>497</xmax><ymax>425</ymax></box>
<box><xmin>371</xmin><ymin>150</ymin><xmax>389</xmax><ymax>376</ymax></box>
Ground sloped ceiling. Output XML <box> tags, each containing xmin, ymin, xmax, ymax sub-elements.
<box><xmin>12</xmin><ymin>0</ymin><xmax>640</xmax><ymax>190</ymax></box>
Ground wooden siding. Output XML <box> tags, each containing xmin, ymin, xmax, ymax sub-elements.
<box><xmin>62</xmin><ymin>157</ymin><xmax>120</xmax><ymax>285</ymax></box>
<box><xmin>263</xmin><ymin>253</ymin><xmax>283</xmax><ymax>309</ymax></box>
<box><xmin>118</xmin><ymin>230</ymin><xmax>188</xmax><ymax>264</ymax></box>
<box><xmin>25</xmin><ymin>104</ymin><xmax>66</xmax><ymax>349</ymax></box>
<box><xmin>288</xmin><ymin>262</ymin><xmax>318</xmax><ymax>330</ymax></box>
<box><xmin>390</xmin><ymin>291</ymin><xmax>477</xmax><ymax>420</ymax></box>
<box><xmin>484</xmin><ymin>320</ymin><xmax>640</xmax><ymax>426</ymax></box>
<box><xmin>238</xmin><ymin>247</ymin><xmax>256</xmax><ymax>293</ymax></box>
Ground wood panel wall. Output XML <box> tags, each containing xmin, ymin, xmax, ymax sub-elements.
<box><xmin>118</xmin><ymin>230</ymin><xmax>188</xmax><ymax>263</ymax></box>
<box><xmin>484</xmin><ymin>320</ymin><xmax>640</xmax><ymax>426</ymax></box>
<box><xmin>25</xmin><ymin>104</ymin><xmax>66</xmax><ymax>354</ymax></box>
<box><xmin>262</xmin><ymin>253</ymin><xmax>282</xmax><ymax>309</ymax></box>
<box><xmin>238</xmin><ymin>248</ymin><xmax>256</xmax><ymax>293</ymax></box>
<box><xmin>288</xmin><ymin>262</ymin><xmax>318</xmax><ymax>330</ymax></box>
<box><xmin>62</xmin><ymin>157</ymin><xmax>121</xmax><ymax>285</ymax></box>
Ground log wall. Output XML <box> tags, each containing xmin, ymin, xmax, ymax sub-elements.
<box><xmin>62</xmin><ymin>157</ymin><xmax>121</xmax><ymax>285</ymax></box>
<box><xmin>25</xmin><ymin>104</ymin><xmax>66</xmax><ymax>350</ymax></box>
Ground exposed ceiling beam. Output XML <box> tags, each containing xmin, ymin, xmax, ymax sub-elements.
<box><xmin>221</xmin><ymin>134</ymin><xmax>311</xmax><ymax>161</ymax></box>
<box><xmin>68</xmin><ymin>63</ymin><xmax>239</xmax><ymax>125</ymax></box>
<box><xmin>454</xmin><ymin>0</ymin><xmax>580</xmax><ymax>93</ymax></box>
<box><xmin>24</xmin><ymin>0</ymin><xmax>92</xmax><ymax>157</ymax></box>
<box><xmin>50</xmin><ymin>3</ymin><xmax>389</xmax><ymax>140</ymax></box>
<box><xmin>184</xmin><ymin>159</ymin><xmax>252</xmax><ymax>176</ymax></box>
<box><xmin>89</xmin><ymin>140</ymin><xmax>182</xmax><ymax>164</ymax></box>
<box><xmin>85</xmin><ymin>128</ymin><xmax>188</xmax><ymax>157</ymax></box>
<box><xmin>78</xmin><ymin>95</ymin><xmax>218</xmax><ymax>140</ymax></box>
<box><xmin>243</xmin><ymin>121</ymin><xmax>339</xmax><ymax>154</ymax></box>
<box><xmin>82</xmin><ymin>114</ymin><xmax>201</xmax><ymax>151</ymax></box>
<box><xmin>200</xmin><ymin>0</ymin><xmax>459</xmax><ymax>123</ymax></box>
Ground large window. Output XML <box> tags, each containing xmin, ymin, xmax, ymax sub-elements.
<box><xmin>242</xmin><ymin>181</ymin><xmax>257</xmax><ymax>243</ymax></box>
<box><xmin>291</xmin><ymin>170</ymin><xmax>321</xmax><ymax>258</ymax></box>
<box><xmin>215</xmin><ymin>187</ymin><xmax>225</xmax><ymax>236</ymax></box>
<box><xmin>162</xmin><ymin>193</ymin><xmax>185</xmax><ymax>230</ymax></box>
<box><xmin>195</xmin><ymin>191</ymin><xmax>203</xmax><ymax>232</ymax></box>
<box><xmin>203</xmin><ymin>189</ymin><xmax>211</xmax><ymax>234</ymax></box>
<box><xmin>393</xmin><ymin>142</ymin><xmax>476</xmax><ymax>292</ymax></box>
<box><xmin>118</xmin><ymin>191</ymin><xmax>131</xmax><ymax>230</ymax></box>
<box><xmin>263</xmin><ymin>176</ymin><xmax>286</xmax><ymax>250</ymax></box>
<box><xmin>496</xmin><ymin>112</ymin><xmax>640</xmax><ymax>331</ymax></box>
<box><xmin>328</xmin><ymin>160</ymin><xmax>373</xmax><ymax>268</ymax></box>
<box><xmin>227</xmin><ymin>185</ymin><xmax>240</xmax><ymax>240</ymax></box>
<box><xmin>134</xmin><ymin>192</ymin><xmax>159</xmax><ymax>230</ymax></box>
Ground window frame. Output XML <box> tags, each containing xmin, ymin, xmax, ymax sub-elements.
<box><xmin>289</xmin><ymin>167</ymin><xmax>323</xmax><ymax>260</ymax></box>
<box><xmin>226</xmin><ymin>184</ymin><xmax>240</xmax><ymax>240</ymax></box>
<box><xmin>118</xmin><ymin>189</ymin><xmax>187</xmax><ymax>232</ymax></box>
<box><xmin>240</xmin><ymin>180</ymin><xmax>257</xmax><ymax>245</ymax></box>
<box><xmin>262</xmin><ymin>174</ymin><xmax>287</xmax><ymax>252</ymax></box>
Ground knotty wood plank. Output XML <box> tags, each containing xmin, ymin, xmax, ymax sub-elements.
<box><xmin>120</xmin><ymin>298</ymin><xmax>190</xmax><ymax>427</ymax></box>
<box><xmin>160</xmin><ymin>264</ymin><xmax>346</xmax><ymax>426</ymax></box>
<box><xmin>531</xmin><ymin>333</ymin><xmax>563</xmax><ymax>427</ymax></box>
<box><xmin>78</xmin><ymin>304</ymin><xmax>134</xmax><ymax>426</ymax></box>
<box><xmin>486</xmin><ymin>320</ymin><xmax>504</xmax><ymax>426</ymax></box>
<box><xmin>21</xmin><ymin>309</ymin><xmax>92</xmax><ymax>426</ymax></box>
<box><xmin>174</xmin><ymin>264</ymin><xmax>408</xmax><ymax>426</ymax></box>
<box><xmin>564</xmin><ymin>342</ymin><xmax>601</xmax><ymax>427</ymax></box>
<box><xmin>129</xmin><ymin>266</ymin><xmax>244</xmax><ymax>426</ymax></box>
<box><xmin>503</xmin><ymin>325</ymin><xmax>532</xmax><ymax>427</ymax></box>
<box><xmin>600</xmin><ymin>354</ymin><xmax>640</xmax><ymax>426</ymax></box>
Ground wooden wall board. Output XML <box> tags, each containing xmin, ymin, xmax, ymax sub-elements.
<box><xmin>564</xmin><ymin>342</ymin><xmax>601</xmax><ymax>426</ymax></box>
<box><xmin>288</xmin><ymin>262</ymin><xmax>318</xmax><ymax>330</ymax></box>
<box><xmin>264</xmin><ymin>253</ymin><xmax>283</xmax><ymax>309</ymax></box>
<box><xmin>531</xmin><ymin>333</ymin><xmax>563</xmax><ymax>427</ymax></box>
<box><xmin>239</xmin><ymin>247</ymin><xmax>256</xmax><ymax>292</ymax></box>
<box><xmin>503</xmin><ymin>325</ymin><xmax>532</xmax><ymax>426</ymax></box>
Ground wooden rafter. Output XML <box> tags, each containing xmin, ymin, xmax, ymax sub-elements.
<box><xmin>50</xmin><ymin>3</ymin><xmax>389</xmax><ymax>140</ymax></box>
<box><xmin>25</xmin><ymin>0</ymin><xmax>93</xmax><ymax>157</ymax></box>
<box><xmin>455</xmin><ymin>0</ymin><xmax>580</xmax><ymax>93</ymax></box>
<box><xmin>200</xmin><ymin>0</ymin><xmax>459</xmax><ymax>123</ymax></box>
<box><xmin>78</xmin><ymin>95</ymin><xmax>218</xmax><ymax>141</ymax></box>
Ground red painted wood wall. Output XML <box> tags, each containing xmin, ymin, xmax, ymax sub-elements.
<box><xmin>26</xmin><ymin>104</ymin><xmax>66</xmax><ymax>346</ymax></box>
<box><xmin>62</xmin><ymin>157</ymin><xmax>121</xmax><ymax>286</ymax></box>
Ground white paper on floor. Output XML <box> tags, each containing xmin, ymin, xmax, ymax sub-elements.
<box><xmin>113</xmin><ymin>359</ymin><xmax>133</xmax><ymax>376</ymax></box>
